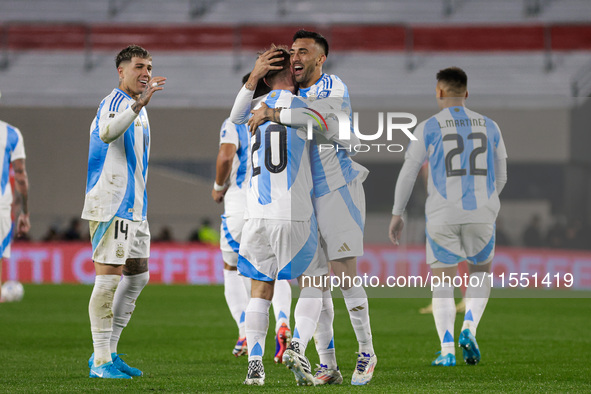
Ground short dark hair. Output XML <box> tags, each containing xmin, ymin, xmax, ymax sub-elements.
<box><xmin>436</xmin><ymin>67</ymin><xmax>467</xmax><ymax>94</ymax></box>
<box><xmin>242</xmin><ymin>73</ymin><xmax>271</xmax><ymax>98</ymax></box>
<box><xmin>115</xmin><ymin>45</ymin><xmax>151</xmax><ymax>68</ymax></box>
<box><xmin>293</xmin><ymin>30</ymin><xmax>329</xmax><ymax>56</ymax></box>
<box><xmin>264</xmin><ymin>48</ymin><xmax>291</xmax><ymax>83</ymax></box>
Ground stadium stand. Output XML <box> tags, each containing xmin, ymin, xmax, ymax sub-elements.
<box><xmin>1</xmin><ymin>0</ymin><xmax>591</xmax><ymax>24</ymax></box>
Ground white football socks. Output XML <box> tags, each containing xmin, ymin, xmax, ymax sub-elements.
<box><xmin>89</xmin><ymin>274</ymin><xmax>120</xmax><ymax>367</ymax></box>
<box><xmin>223</xmin><ymin>269</ymin><xmax>250</xmax><ymax>338</ymax></box>
<box><xmin>432</xmin><ymin>280</ymin><xmax>456</xmax><ymax>356</ymax></box>
<box><xmin>272</xmin><ymin>279</ymin><xmax>292</xmax><ymax>333</ymax></box>
<box><xmin>245</xmin><ymin>298</ymin><xmax>271</xmax><ymax>362</ymax></box>
<box><xmin>462</xmin><ymin>272</ymin><xmax>491</xmax><ymax>337</ymax></box>
<box><xmin>110</xmin><ymin>272</ymin><xmax>149</xmax><ymax>354</ymax></box>
<box><xmin>314</xmin><ymin>290</ymin><xmax>337</xmax><ymax>369</ymax></box>
<box><xmin>342</xmin><ymin>286</ymin><xmax>374</xmax><ymax>354</ymax></box>
<box><xmin>291</xmin><ymin>287</ymin><xmax>323</xmax><ymax>354</ymax></box>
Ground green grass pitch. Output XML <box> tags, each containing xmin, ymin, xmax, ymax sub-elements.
<box><xmin>0</xmin><ymin>284</ymin><xmax>590</xmax><ymax>392</ymax></box>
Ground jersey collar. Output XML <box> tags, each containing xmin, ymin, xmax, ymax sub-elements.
<box><xmin>114</xmin><ymin>88</ymin><xmax>133</xmax><ymax>100</ymax></box>
<box><xmin>298</xmin><ymin>73</ymin><xmax>326</xmax><ymax>98</ymax></box>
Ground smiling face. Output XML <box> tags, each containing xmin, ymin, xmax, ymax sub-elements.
<box><xmin>117</xmin><ymin>57</ymin><xmax>152</xmax><ymax>99</ymax></box>
<box><xmin>290</xmin><ymin>38</ymin><xmax>325</xmax><ymax>89</ymax></box>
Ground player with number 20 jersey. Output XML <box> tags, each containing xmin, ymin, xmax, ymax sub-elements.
<box><xmin>238</xmin><ymin>89</ymin><xmax>321</xmax><ymax>282</ymax></box>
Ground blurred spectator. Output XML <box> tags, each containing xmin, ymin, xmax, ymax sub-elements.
<box><xmin>14</xmin><ymin>232</ymin><xmax>31</xmax><ymax>242</ymax></box>
<box><xmin>564</xmin><ymin>219</ymin><xmax>582</xmax><ymax>249</ymax></box>
<box><xmin>564</xmin><ymin>219</ymin><xmax>591</xmax><ymax>250</ymax></box>
<box><xmin>577</xmin><ymin>222</ymin><xmax>591</xmax><ymax>250</ymax></box>
<box><xmin>42</xmin><ymin>225</ymin><xmax>61</xmax><ymax>242</ymax></box>
<box><xmin>189</xmin><ymin>218</ymin><xmax>220</xmax><ymax>245</ymax></box>
<box><xmin>495</xmin><ymin>219</ymin><xmax>511</xmax><ymax>246</ymax></box>
<box><xmin>153</xmin><ymin>226</ymin><xmax>174</xmax><ymax>243</ymax></box>
<box><xmin>62</xmin><ymin>217</ymin><xmax>82</xmax><ymax>241</ymax></box>
<box><xmin>522</xmin><ymin>214</ymin><xmax>543</xmax><ymax>248</ymax></box>
<box><xmin>546</xmin><ymin>216</ymin><xmax>567</xmax><ymax>249</ymax></box>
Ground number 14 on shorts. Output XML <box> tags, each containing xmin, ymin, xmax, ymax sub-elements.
<box><xmin>114</xmin><ymin>220</ymin><xmax>129</xmax><ymax>240</ymax></box>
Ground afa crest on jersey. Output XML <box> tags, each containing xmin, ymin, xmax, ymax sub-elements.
<box><xmin>317</xmin><ymin>90</ymin><xmax>330</xmax><ymax>99</ymax></box>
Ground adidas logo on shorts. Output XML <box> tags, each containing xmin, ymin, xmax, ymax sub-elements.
<box><xmin>337</xmin><ymin>243</ymin><xmax>351</xmax><ymax>253</ymax></box>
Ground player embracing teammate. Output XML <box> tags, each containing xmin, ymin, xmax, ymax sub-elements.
<box><xmin>211</xmin><ymin>74</ymin><xmax>293</xmax><ymax>363</ymax></box>
<box><xmin>231</xmin><ymin>30</ymin><xmax>376</xmax><ymax>386</ymax></box>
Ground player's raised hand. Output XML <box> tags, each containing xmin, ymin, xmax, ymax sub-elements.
<box><xmin>248</xmin><ymin>47</ymin><xmax>284</xmax><ymax>85</ymax></box>
<box><xmin>248</xmin><ymin>102</ymin><xmax>272</xmax><ymax>134</ymax></box>
<box><xmin>389</xmin><ymin>215</ymin><xmax>404</xmax><ymax>246</ymax></box>
<box><xmin>133</xmin><ymin>76</ymin><xmax>167</xmax><ymax>112</ymax></box>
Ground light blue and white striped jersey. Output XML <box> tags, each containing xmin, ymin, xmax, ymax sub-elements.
<box><xmin>0</xmin><ymin>120</ymin><xmax>26</xmax><ymax>213</ymax></box>
<box><xmin>247</xmin><ymin>90</ymin><xmax>313</xmax><ymax>221</ymax></box>
<box><xmin>219</xmin><ymin>118</ymin><xmax>250</xmax><ymax>216</ymax></box>
<box><xmin>406</xmin><ymin>106</ymin><xmax>508</xmax><ymax>225</ymax></box>
<box><xmin>299</xmin><ymin>73</ymin><xmax>368</xmax><ymax>197</ymax></box>
<box><xmin>82</xmin><ymin>88</ymin><xmax>150</xmax><ymax>222</ymax></box>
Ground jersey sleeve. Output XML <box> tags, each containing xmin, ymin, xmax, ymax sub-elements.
<box><xmin>404</xmin><ymin>120</ymin><xmax>428</xmax><ymax>165</ymax></box>
<box><xmin>323</xmin><ymin>75</ymin><xmax>346</xmax><ymax>98</ymax></box>
<box><xmin>492</xmin><ymin>121</ymin><xmax>508</xmax><ymax>160</ymax></box>
<box><xmin>9</xmin><ymin>127</ymin><xmax>26</xmax><ymax>161</ymax></box>
<box><xmin>219</xmin><ymin>119</ymin><xmax>240</xmax><ymax>148</ymax></box>
<box><xmin>97</xmin><ymin>95</ymin><xmax>137</xmax><ymax>144</ymax></box>
<box><xmin>229</xmin><ymin>85</ymin><xmax>255</xmax><ymax>124</ymax></box>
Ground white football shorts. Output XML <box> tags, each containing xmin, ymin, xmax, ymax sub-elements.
<box><xmin>238</xmin><ymin>216</ymin><xmax>323</xmax><ymax>281</ymax></box>
<box><xmin>0</xmin><ymin>215</ymin><xmax>13</xmax><ymax>258</ymax></box>
<box><xmin>426</xmin><ymin>223</ymin><xmax>495</xmax><ymax>268</ymax></box>
<box><xmin>89</xmin><ymin>216</ymin><xmax>150</xmax><ymax>265</ymax></box>
<box><xmin>219</xmin><ymin>214</ymin><xmax>245</xmax><ymax>267</ymax></box>
<box><xmin>314</xmin><ymin>178</ymin><xmax>366</xmax><ymax>261</ymax></box>
<box><xmin>303</xmin><ymin>234</ymin><xmax>329</xmax><ymax>278</ymax></box>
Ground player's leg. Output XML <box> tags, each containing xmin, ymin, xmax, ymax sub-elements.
<box><xmin>244</xmin><ymin>279</ymin><xmax>274</xmax><ymax>385</ymax></box>
<box><xmin>462</xmin><ymin>261</ymin><xmax>491</xmax><ymax>335</ymax></box>
<box><xmin>0</xmin><ymin>218</ymin><xmax>13</xmax><ymax>302</ymax></box>
<box><xmin>278</xmin><ymin>218</ymin><xmax>324</xmax><ymax>386</ymax></box>
<box><xmin>312</xmin><ymin>282</ymin><xmax>343</xmax><ymax>385</ymax></box>
<box><xmin>315</xmin><ymin>180</ymin><xmax>375</xmax><ymax>384</ymax></box>
<box><xmin>332</xmin><ymin>258</ymin><xmax>374</xmax><ymax>354</ymax></box>
<box><xmin>283</xmin><ymin>275</ymin><xmax>323</xmax><ymax>386</ymax></box>
<box><xmin>87</xmin><ymin>218</ymin><xmax>131</xmax><ymax>379</ymax></box>
<box><xmin>456</xmin><ymin>261</ymin><xmax>469</xmax><ymax>313</ymax></box>
<box><xmin>458</xmin><ymin>223</ymin><xmax>495</xmax><ymax>365</ymax></box>
<box><xmin>426</xmin><ymin>223</ymin><xmax>465</xmax><ymax>367</ymax></box>
<box><xmin>271</xmin><ymin>279</ymin><xmax>292</xmax><ymax>363</ymax></box>
<box><xmin>311</xmin><ymin>239</ymin><xmax>336</xmax><ymax>367</ymax></box>
<box><xmin>430</xmin><ymin>265</ymin><xmax>458</xmax><ymax>366</ymax></box>
<box><xmin>109</xmin><ymin>219</ymin><xmax>149</xmax><ymax>377</ymax></box>
<box><xmin>458</xmin><ymin>261</ymin><xmax>490</xmax><ymax>365</ymax></box>
<box><xmin>237</xmin><ymin>218</ymin><xmax>278</xmax><ymax>385</ymax></box>
<box><xmin>331</xmin><ymin>257</ymin><xmax>377</xmax><ymax>384</ymax></box>
<box><xmin>420</xmin><ymin>260</ymin><xmax>467</xmax><ymax>315</ymax></box>
<box><xmin>308</xmin><ymin>238</ymin><xmax>341</xmax><ymax>384</ymax></box>
<box><xmin>89</xmin><ymin>262</ymin><xmax>129</xmax><ymax>379</ymax></box>
<box><xmin>224</xmin><ymin>261</ymin><xmax>250</xmax><ymax>357</ymax></box>
<box><xmin>220</xmin><ymin>215</ymin><xmax>250</xmax><ymax>355</ymax></box>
